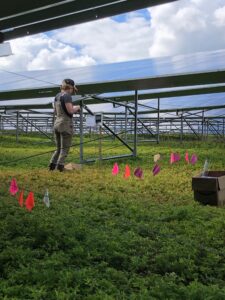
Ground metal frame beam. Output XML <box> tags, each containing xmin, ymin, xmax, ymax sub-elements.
<box><xmin>1</xmin><ymin>0</ymin><xmax>178</xmax><ymax>41</ymax></box>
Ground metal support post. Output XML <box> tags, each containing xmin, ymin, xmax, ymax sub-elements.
<box><xmin>157</xmin><ymin>98</ymin><xmax>160</xmax><ymax>144</ymax></box>
<box><xmin>202</xmin><ymin>110</ymin><xmax>204</xmax><ymax>140</ymax></box>
<box><xmin>180</xmin><ymin>112</ymin><xmax>183</xmax><ymax>142</ymax></box>
<box><xmin>114</xmin><ymin>114</ymin><xmax>116</xmax><ymax>140</ymax></box>
<box><xmin>133</xmin><ymin>90</ymin><xmax>138</xmax><ymax>157</ymax></box>
<box><xmin>26</xmin><ymin>113</ymin><xmax>29</xmax><ymax>133</ymax></box>
<box><xmin>125</xmin><ymin>102</ymin><xmax>128</xmax><ymax>142</ymax></box>
<box><xmin>16</xmin><ymin>112</ymin><xmax>19</xmax><ymax>143</ymax></box>
<box><xmin>79</xmin><ymin>100</ymin><xmax>84</xmax><ymax>163</ymax></box>
<box><xmin>99</xmin><ymin>125</ymin><xmax>102</xmax><ymax>160</ymax></box>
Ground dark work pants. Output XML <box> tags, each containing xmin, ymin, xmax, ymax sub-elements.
<box><xmin>50</xmin><ymin>129</ymin><xmax>72</xmax><ymax>166</ymax></box>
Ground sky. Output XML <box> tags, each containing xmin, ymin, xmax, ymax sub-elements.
<box><xmin>1</xmin><ymin>0</ymin><xmax>225</xmax><ymax>71</ymax></box>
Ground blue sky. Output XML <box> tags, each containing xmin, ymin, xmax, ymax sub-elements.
<box><xmin>1</xmin><ymin>0</ymin><xmax>225</xmax><ymax>71</ymax></box>
<box><xmin>111</xmin><ymin>8</ymin><xmax>151</xmax><ymax>22</ymax></box>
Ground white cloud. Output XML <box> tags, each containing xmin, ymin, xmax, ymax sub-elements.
<box><xmin>214</xmin><ymin>5</ymin><xmax>225</xmax><ymax>26</ymax></box>
<box><xmin>148</xmin><ymin>0</ymin><xmax>225</xmax><ymax>57</ymax></box>
<box><xmin>53</xmin><ymin>14</ymin><xmax>152</xmax><ymax>63</ymax></box>
<box><xmin>0</xmin><ymin>0</ymin><xmax>225</xmax><ymax>71</ymax></box>
<box><xmin>0</xmin><ymin>34</ymin><xmax>96</xmax><ymax>71</ymax></box>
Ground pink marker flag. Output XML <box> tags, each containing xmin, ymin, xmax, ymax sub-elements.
<box><xmin>174</xmin><ymin>153</ymin><xmax>180</xmax><ymax>162</ymax></box>
<box><xmin>9</xmin><ymin>178</ymin><xmax>19</xmax><ymax>195</ymax></box>
<box><xmin>134</xmin><ymin>167</ymin><xmax>143</xmax><ymax>179</ymax></box>
<box><xmin>190</xmin><ymin>154</ymin><xmax>198</xmax><ymax>165</ymax></box>
<box><xmin>124</xmin><ymin>165</ymin><xmax>131</xmax><ymax>179</ymax></box>
<box><xmin>112</xmin><ymin>163</ymin><xmax>119</xmax><ymax>175</ymax></box>
<box><xmin>25</xmin><ymin>192</ymin><xmax>35</xmax><ymax>212</ymax></box>
<box><xmin>185</xmin><ymin>152</ymin><xmax>189</xmax><ymax>163</ymax></box>
<box><xmin>170</xmin><ymin>153</ymin><xmax>175</xmax><ymax>164</ymax></box>
<box><xmin>153</xmin><ymin>164</ymin><xmax>160</xmax><ymax>176</ymax></box>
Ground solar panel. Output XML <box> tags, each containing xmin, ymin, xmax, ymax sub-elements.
<box><xmin>0</xmin><ymin>48</ymin><xmax>225</xmax><ymax>100</ymax></box>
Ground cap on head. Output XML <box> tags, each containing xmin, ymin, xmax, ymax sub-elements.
<box><xmin>61</xmin><ymin>78</ymin><xmax>78</xmax><ymax>93</ymax></box>
<box><xmin>62</xmin><ymin>78</ymin><xmax>75</xmax><ymax>87</ymax></box>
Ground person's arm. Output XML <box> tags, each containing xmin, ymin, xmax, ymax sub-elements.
<box><xmin>73</xmin><ymin>105</ymin><xmax>80</xmax><ymax>113</ymax></box>
<box><xmin>65</xmin><ymin>103</ymin><xmax>80</xmax><ymax>114</ymax></box>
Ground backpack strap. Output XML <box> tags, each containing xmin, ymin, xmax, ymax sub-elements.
<box><xmin>60</xmin><ymin>94</ymin><xmax>73</xmax><ymax>118</ymax></box>
<box><xmin>53</xmin><ymin>97</ymin><xmax>57</xmax><ymax>116</ymax></box>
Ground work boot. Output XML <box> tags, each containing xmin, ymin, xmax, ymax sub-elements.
<box><xmin>57</xmin><ymin>164</ymin><xmax>64</xmax><ymax>172</ymax></box>
<box><xmin>48</xmin><ymin>163</ymin><xmax>56</xmax><ymax>171</ymax></box>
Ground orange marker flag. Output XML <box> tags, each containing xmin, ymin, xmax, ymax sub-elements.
<box><xmin>124</xmin><ymin>164</ymin><xmax>131</xmax><ymax>179</ymax></box>
<box><xmin>18</xmin><ymin>190</ymin><xmax>24</xmax><ymax>207</ymax></box>
<box><xmin>25</xmin><ymin>192</ymin><xmax>35</xmax><ymax>212</ymax></box>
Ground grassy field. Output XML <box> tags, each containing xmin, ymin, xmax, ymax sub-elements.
<box><xmin>1</xmin><ymin>133</ymin><xmax>225</xmax><ymax>299</ymax></box>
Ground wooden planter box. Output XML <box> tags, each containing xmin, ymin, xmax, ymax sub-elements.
<box><xmin>192</xmin><ymin>171</ymin><xmax>225</xmax><ymax>206</ymax></box>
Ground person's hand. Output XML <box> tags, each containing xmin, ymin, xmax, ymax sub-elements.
<box><xmin>73</xmin><ymin>105</ymin><xmax>80</xmax><ymax>113</ymax></box>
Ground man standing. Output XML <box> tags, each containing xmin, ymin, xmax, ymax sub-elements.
<box><xmin>49</xmin><ymin>79</ymin><xmax>80</xmax><ymax>172</ymax></box>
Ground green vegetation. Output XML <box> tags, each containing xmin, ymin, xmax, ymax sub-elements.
<box><xmin>0</xmin><ymin>133</ymin><xmax>225</xmax><ymax>299</ymax></box>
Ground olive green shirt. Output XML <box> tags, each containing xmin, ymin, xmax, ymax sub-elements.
<box><xmin>54</xmin><ymin>92</ymin><xmax>73</xmax><ymax>134</ymax></box>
